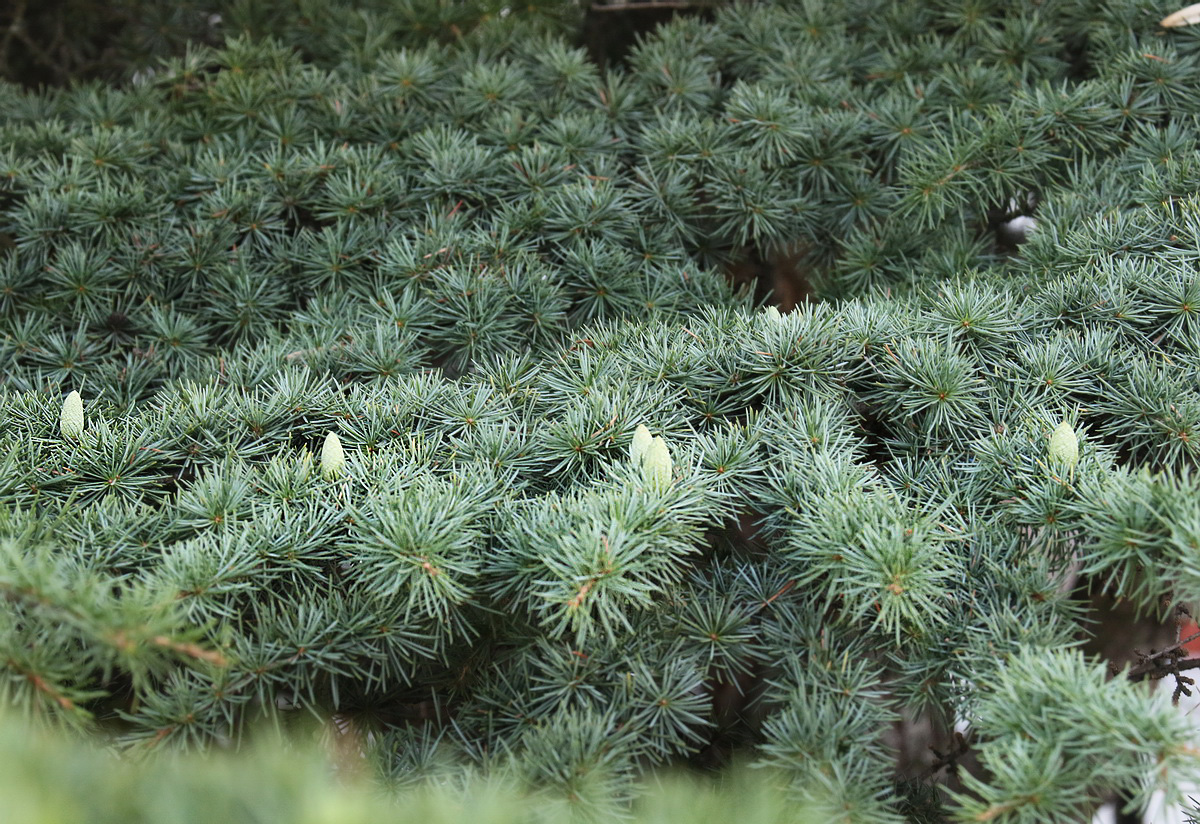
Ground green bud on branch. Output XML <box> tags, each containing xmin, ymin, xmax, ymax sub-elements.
<box><xmin>643</xmin><ymin>435</ymin><xmax>673</xmax><ymax>488</ymax></box>
<box><xmin>1048</xmin><ymin>421</ymin><xmax>1078</xmax><ymax>468</ymax></box>
<box><xmin>60</xmin><ymin>391</ymin><xmax>84</xmax><ymax>439</ymax></box>
<box><xmin>631</xmin><ymin>424</ymin><xmax>653</xmax><ymax>465</ymax></box>
<box><xmin>320</xmin><ymin>432</ymin><xmax>346</xmax><ymax>480</ymax></box>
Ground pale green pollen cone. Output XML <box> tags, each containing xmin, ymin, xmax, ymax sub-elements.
<box><xmin>643</xmin><ymin>435</ymin><xmax>673</xmax><ymax>487</ymax></box>
<box><xmin>1048</xmin><ymin>420</ymin><xmax>1078</xmax><ymax>468</ymax></box>
<box><xmin>60</xmin><ymin>391</ymin><xmax>84</xmax><ymax>439</ymax></box>
<box><xmin>630</xmin><ymin>424</ymin><xmax>653</xmax><ymax>465</ymax></box>
<box><xmin>320</xmin><ymin>431</ymin><xmax>346</xmax><ymax>479</ymax></box>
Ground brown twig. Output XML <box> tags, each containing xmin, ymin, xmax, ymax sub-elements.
<box><xmin>1135</xmin><ymin>624</ymin><xmax>1200</xmax><ymax>669</ymax></box>
<box><xmin>6</xmin><ymin>658</ymin><xmax>78</xmax><ymax>712</ymax></box>
<box><xmin>1127</xmin><ymin>652</ymin><xmax>1200</xmax><ymax>683</ymax></box>
<box><xmin>152</xmin><ymin>635</ymin><xmax>229</xmax><ymax>668</ymax></box>
<box><xmin>756</xmin><ymin>579</ymin><xmax>795</xmax><ymax>610</ymax></box>
<box><xmin>1125</xmin><ymin>638</ymin><xmax>1200</xmax><ymax>703</ymax></box>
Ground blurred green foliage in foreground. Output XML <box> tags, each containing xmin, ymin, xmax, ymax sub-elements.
<box><xmin>0</xmin><ymin>710</ymin><xmax>804</xmax><ymax>824</ymax></box>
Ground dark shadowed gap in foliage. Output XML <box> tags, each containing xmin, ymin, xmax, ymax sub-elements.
<box><xmin>2</xmin><ymin>0</ymin><xmax>713</xmax><ymax>87</ymax></box>
<box><xmin>580</xmin><ymin>0</ymin><xmax>717</xmax><ymax>71</ymax></box>
<box><xmin>0</xmin><ymin>0</ymin><xmax>223</xmax><ymax>87</ymax></box>
<box><xmin>725</xmin><ymin>247</ymin><xmax>816</xmax><ymax>312</ymax></box>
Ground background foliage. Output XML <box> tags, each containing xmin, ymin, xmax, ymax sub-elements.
<box><xmin>4</xmin><ymin>0</ymin><xmax>1200</xmax><ymax>821</ymax></box>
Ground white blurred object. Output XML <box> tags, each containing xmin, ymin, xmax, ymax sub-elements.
<box><xmin>1002</xmin><ymin>214</ymin><xmax>1037</xmax><ymax>242</ymax></box>
<box><xmin>1162</xmin><ymin>4</ymin><xmax>1200</xmax><ymax>27</ymax></box>
<box><xmin>1087</xmin><ymin>677</ymin><xmax>1199</xmax><ymax>823</ymax></box>
<box><xmin>1140</xmin><ymin>681</ymin><xmax>1199</xmax><ymax>823</ymax></box>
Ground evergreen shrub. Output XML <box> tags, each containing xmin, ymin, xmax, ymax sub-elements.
<box><xmin>3</xmin><ymin>0</ymin><xmax>1200</xmax><ymax>820</ymax></box>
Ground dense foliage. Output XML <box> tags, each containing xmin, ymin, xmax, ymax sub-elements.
<box><xmin>4</xmin><ymin>0</ymin><xmax>1200</xmax><ymax>820</ymax></box>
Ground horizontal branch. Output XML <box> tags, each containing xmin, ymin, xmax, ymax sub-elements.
<box><xmin>1127</xmin><ymin>655</ymin><xmax>1200</xmax><ymax>683</ymax></box>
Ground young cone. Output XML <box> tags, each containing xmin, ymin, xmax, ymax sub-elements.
<box><xmin>1048</xmin><ymin>421</ymin><xmax>1079</xmax><ymax>468</ymax></box>
<box><xmin>320</xmin><ymin>432</ymin><xmax>346</xmax><ymax>480</ymax></box>
<box><xmin>630</xmin><ymin>424</ymin><xmax>653</xmax><ymax>465</ymax></box>
<box><xmin>59</xmin><ymin>391</ymin><xmax>84</xmax><ymax>439</ymax></box>
<box><xmin>643</xmin><ymin>436</ymin><xmax>673</xmax><ymax>488</ymax></box>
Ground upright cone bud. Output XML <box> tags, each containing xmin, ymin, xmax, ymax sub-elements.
<box><xmin>643</xmin><ymin>436</ymin><xmax>672</xmax><ymax>487</ymax></box>
<box><xmin>763</xmin><ymin>305</ymin><xmax>783</xmax><ymax>322</ymax></box>
<box><xmin>630</xmin><ymin>424</ymin><xmax>653</xmax><ymax>465</ymax></box>
<box><xmin>320</xmin><ymin>431</ymin><xmax>345</xmax><ymax>480</ymax></box>
<box><xmin>59</xmin><ymin>391</ymin><xmax>84</xmax><ymax>439</ymax></box>
<box><xmin>1048</xmin><ymin>421</ymin><xmax>1078</xmax><ymax>468</ymax></box>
